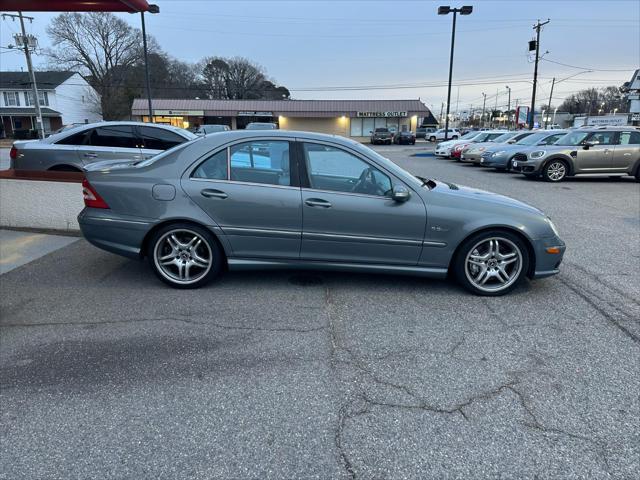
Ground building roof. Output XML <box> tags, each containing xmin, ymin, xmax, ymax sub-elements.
<box><xmin>132</xmin><ymin>98</ymin><xmax>435</xmax><ymax>120</ymax></box>
<box><xmin>0</xmin><ymin>71</ymin><xmax>75</xmax><ymax>90</ymax></box>
<box><xmin>0</xmin><ymin>107</ymin><xmax>61</xmax><ymax>117</ymax></box>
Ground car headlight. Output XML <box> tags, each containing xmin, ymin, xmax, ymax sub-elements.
<box><xmin>530</xmin><ymin>150</ymin><xmax>546</xmax><ymax>159</ymax></box>
<box><xmin>491</xmin><ymin>151</ymin><xmax>506</xmax><ymax>157</ymax></box>
<box><xmin>546</xmin><ymin>217</ymin><xmax>560</xmax><ymax>237</ymax></box>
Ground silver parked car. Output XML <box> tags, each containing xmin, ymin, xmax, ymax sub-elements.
<box><xmin>459</xmin><ymin>131</ymin><xmax>535</xmax><ymax>166</ymax></box>
<box><xmin>475</xmin><ymin>130</ymin><xmax>568</xmax><ymax>170</ymax></box>
<box><xmin>78</xmin><ymin>130</ymin><xmax>565</xmax><ymax>296</ymax></box>
<box><xmin>195</xmin><ymin>124</ymin><xmax>230</xmax><ymax>135</ymax></box>
<box><xmin>10</xmin><ymin>121</ymin><xmax>196</xmax><ymax>172</ymax></box>
<box><xmin>511</xmin><ymin>127</ymin><xmax>640</xmax><ymax>182</ymax></box>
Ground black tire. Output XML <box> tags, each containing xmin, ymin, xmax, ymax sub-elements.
<box><xmin>635</xmin><ymin>169</ymin><xmax>640</xmax><ymax>182</ymax></box>
<box><xmin>451</xmin><ymin>135</ymin><xmax>458</xmax><ymax>140</ymax></box>
<box><xmin>453</xmin><ymin>230</ymin><xmax>530</xmax><ymax>296</ymax></box>
<box><xmin>429</xmin><ymin>136</ymin><xmax>436</xmax><ymax>142</ymax></box>
<box><xmin>542</xmin><ymin>159</ymin><xmax>569</xmax><ymax>182</ymax></box>
<box><xmin>147</xmin><ymin>222</ymin><xmax>223</xmax><ymax>289</ymax></box>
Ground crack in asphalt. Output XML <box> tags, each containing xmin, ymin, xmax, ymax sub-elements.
<box><xmin>1</xmin><ymin>316</ymin><xmax>327</xmax><ymax>333</ymax></box>
<box><xmin>324</xmin><ymin>281</ymin><xmax>614</xmax><ymax>478</ymax></box>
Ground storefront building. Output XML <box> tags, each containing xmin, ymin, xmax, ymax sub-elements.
<box><xmin>131</xmin><ymin>99</ymin><xmax>437</xmax><ymax>141</ymax></box>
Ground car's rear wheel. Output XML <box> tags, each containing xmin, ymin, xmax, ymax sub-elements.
<box><xmin>148</xmin><ymin>223</ymin><xmax>223</xmax><ymax>289</ymax></box>
<box><xmin>454</xmin><ymin>231</ymin><xmax>529</xmax><ymax>296</ymax></box>
<box><xmin>452</xmin><ymin>135</ymin><xmax>458</xmax><ymax>140</ymax></box>
<box><xmin>543</xmin><ymin>159</ymin><xmax>568</xmax><ymax>182</ymax></box>
<box><xmin>429</xmin><ymin>136</ymin><xmax>436</xmax><ymax>142</ymax></box>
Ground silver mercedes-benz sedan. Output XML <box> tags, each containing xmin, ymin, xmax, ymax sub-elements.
<box><xmin>10</xmin><ymin>121</ymin><xmax>196</xmax><ymax>172</ymax></box>
<box><xmin>78</xmin><ymin>130</ymin><xmax>565</xmax><ymax>296</ymax></box>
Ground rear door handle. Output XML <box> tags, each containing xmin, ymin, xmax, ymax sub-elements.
<box><xmin>305</xmin><ymin>198</ymin><xmax>332</xmax><ymax>208</ymax></box>
<box><xmin>83</xmin><ymin>152</ymin><xmax>98</xmax><ymax>158</ymax></box>
<box><xmin>201</xmin><ymin>188</ymin><xmax>228</xmax><ymax>199</ymax></box>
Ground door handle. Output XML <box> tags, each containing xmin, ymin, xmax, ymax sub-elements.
<box><xmin>83</xmin><ymin>152</ymin><xmax>98</xmax><ymax>158</ymax></box>
<box><xmin>305</xmin><ymin>198</ymin><xmax>332</xmax><ymax>208</ymax></box>
<box><xmin>201</xmin><ymin>188</ymin><xmax>228</xmax><ymax>199</ymax></box>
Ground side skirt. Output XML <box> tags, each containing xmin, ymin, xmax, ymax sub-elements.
<box><xmin>227</xmin><ymin>258</ymin><xmax>448</xmax><ymax>279</ymax></box>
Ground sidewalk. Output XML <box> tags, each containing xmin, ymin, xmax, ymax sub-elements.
<box><xmin>0</xmin><ymin>229</ymin><xmax>79</xmax><ymax>275</ymax></box>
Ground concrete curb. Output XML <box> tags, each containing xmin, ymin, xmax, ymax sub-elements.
<box><xmin>0</xmin><ymin>178</ymin><xmax>83</xmax><ymax>232</ymax></box>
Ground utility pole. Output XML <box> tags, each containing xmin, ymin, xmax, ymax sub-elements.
<box><xmin>3</xmin><ymin>12</ymin><xmax>44</xmax><ymax>139</ymax></box>
<box><xmin>493</xmin><ymin>88</ymin><xmax>498</xmax><ymax>128</ymax></box>
<box><xmin>505</xmin><ymin>86</ymin><xmax>511</xmax><ymax>129</ymax></box>
<box><xmin>481</xmin><ymin>92</ymin><xmax>487</xmax><ymax>128</ymax></box>
<box><xmin>529</xmin><ymin>19</ymin><xmax>550</xmax><ymax>130</ymax></box>
<box><xmin>439</xmin><ymin>102</ymin><xmax>444</xmax><ymax>125</ymax></box>
<box><xmin>545</xmin><ymin>77</ymin><xmax>555</xmax><ymax>128</ymax></box>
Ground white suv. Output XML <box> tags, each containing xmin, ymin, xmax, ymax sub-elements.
<box><xmin>427</xmin><ymin>128</ymin><xmax>460</xmax><ymax>142</ymax></box>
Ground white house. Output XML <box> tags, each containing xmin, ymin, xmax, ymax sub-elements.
<box><xmin>0</xmin><ymin>71</ymin><xmax>102</xmax><ymax>138</ymax></box>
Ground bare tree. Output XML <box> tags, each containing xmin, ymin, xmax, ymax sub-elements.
<box><xmin>200</xmin><ymin>56</ymin><xmax>289</xmax><ymax>100</ymax></box>
<box><xmin>46</xmin><ymin>12</ymin><xmax>145</xmax><ymax>119</ymax></box>
<box><xmin>558</xmin><ymin>86</ymin><xmax>626</xmax><ymax>115</ymax></box>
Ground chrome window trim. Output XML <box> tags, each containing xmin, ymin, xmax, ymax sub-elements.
<box><xmin>223</xmin><ymin>227</ymin><xmax>301</xmax><ymax>238</ymax></box>
<box><xmin>188</xmin><ymin>177</ymin><xmax>300</xmax><ymax>191</ymax></box>
<box><xmin>301</xmin><ymin>187</ymin><xmax>393</xmax><ymax>201</ymax></box>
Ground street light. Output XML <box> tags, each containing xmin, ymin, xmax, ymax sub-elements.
<box><xmin>438</xmin><ymin>5</ymin><xmax>473</xmax><ymax>140</ymax></box>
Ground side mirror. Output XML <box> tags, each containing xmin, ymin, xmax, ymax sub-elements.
<box><xmin>583</xmin><ymin>141</ymin><xmax>596</xmax><ymax>150</ymax></box>
<box><xmin>391</xmin><ymin>185</ymin><xmax>410</xmax><ymax>202</ymax></box>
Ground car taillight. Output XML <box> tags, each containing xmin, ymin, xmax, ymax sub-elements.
<box><xmin>82</xmin><ymin>178</ymin><xmax>109</xmax><ymax>209</ymax></box>
<box><xmin>9</xmin><ymin>146</ymin><xmax>18</xmax><ymax>160</ymax></box>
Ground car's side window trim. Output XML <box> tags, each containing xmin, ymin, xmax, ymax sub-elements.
<box><xmin>296</xmin><ymin>139</ymin><xmax>401</xmax><ymax>199</ymax></box>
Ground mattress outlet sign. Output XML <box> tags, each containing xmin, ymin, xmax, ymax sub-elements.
<box><xmin>356</xmin><ymin>111</ymin><xmax>408</xmax><ymax>118</ymax></box>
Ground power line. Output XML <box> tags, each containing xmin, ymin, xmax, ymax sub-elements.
<box><xmin>541</xmin><ymin>58</ymin><xmax>635</xmax><ymax>72</ymax></box>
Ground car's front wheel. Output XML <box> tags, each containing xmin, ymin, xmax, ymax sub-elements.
<box><xmin>543</xmin><ymin>159</ymin><xmax>568</xmax><ymax>182</ymax></box>
<box><xmin>148</xmin><ymin>223</ymin><xmax>223</xmax><ymax>289</ymax></box>
<box><xmin>454</xmin><ymin>231</ymin><xmax>529</xmax><ymax>296</ymax></box>
<box><xmin>429</xmin><ymin>136</ymin><xmax>436</xmax><ymax>142</ymax></box>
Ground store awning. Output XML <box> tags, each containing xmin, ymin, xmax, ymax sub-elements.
<box><xmin>0</xmin><ymin>107</ymin><xmax>61</xmax><ymax>117</ymax></box>
<box><xmin>2</xmin><ymin>0</ymin><xmax>152</xmax><ymax>12</ymax></box>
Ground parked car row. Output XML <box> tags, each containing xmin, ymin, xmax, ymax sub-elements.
<box><xmin>370</xmin><ymin>128</ymin><xmax>416</xmax><ymax>145</ymax></box>
<box><xmin>433</xmin><ymin>126</ymin><xmax>640</xmax><ymax>182</ymax></box>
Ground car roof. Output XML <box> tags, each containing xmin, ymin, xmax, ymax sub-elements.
<box><xmin>43</xmin><ymin>120</ymin><xmax>196</xmax><ymax>143</ymax></box>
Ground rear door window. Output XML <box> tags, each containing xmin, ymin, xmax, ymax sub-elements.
<box><xmin>588</xmin><ymin>131</ymin><xmax>616</xmax><ymax>145</ymax></box>
<box><xmin>618</xmin><ymin>131</ymin><xmax>640</xmax><ymax>145</ymax></box>
<box><xmin>56</xmin><ymin>130</ymin><xmax>89</xmax><ymax>145</ymax></box>
<box><xmin>88</xmin><ymin>125</ymin><xmax>138</xmax><ymax>149</ymax></box>
<box><xmin>229</xmin><ymin>141</ymin><xmax>291</xmax><ymax>186</ymax></box>
<box><xmin>139</xmin><ymin>126</ymin><xmax>186</xmax><ymax>150</ymax></box>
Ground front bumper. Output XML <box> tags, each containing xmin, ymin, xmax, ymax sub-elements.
<box><xmin>479</xmin><ymin>154</ymin><xmax>509</xmax><ymax>168</ymax></box>
<box><xmin>460</xmin><ymin>152</ymin><xmax>482</xmax><ymax>163</ymax></box>
<box><xmin>531</xmin><ymin>236</ymin><xmax>566</xmax><ymax>279</ymax></box>
<box><xmin>435</xmin><ymin>148</ymin><xmax>452</xmax><ymax>157</ymax></box>
<box><xmin>78</xmin><ymin>208</ymin><xmax>153</xmax><ymax>259</ymax></box>
<box><xmin>511</xmin><ymin>158</ymin><xmax>543</xmax><ymax>174</ymax></box>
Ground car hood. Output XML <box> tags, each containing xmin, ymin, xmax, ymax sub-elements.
<box><xmin>432</xmin><ymin>180</ymin><xmax>542</xmax><ymax>214</ymax></box>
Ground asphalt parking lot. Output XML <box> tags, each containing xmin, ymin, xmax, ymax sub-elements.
<box><xmin>1</xmin><ymin>144</ymin><xmax>639</xmax><ymax>479</ymax></box>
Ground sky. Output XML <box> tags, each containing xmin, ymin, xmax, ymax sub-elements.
<box><xmin>1</xmin><ymin>0</ymin><xmax>638</xmax><ymax>114</ymax></box>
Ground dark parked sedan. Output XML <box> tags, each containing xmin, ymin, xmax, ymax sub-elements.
<box><xmin>79</xmin><ymin>130</ymin><xmax>565</xmax><ymax>296</ymax></box>
<box><xmin>393</xmin><ymin>131</ymin><xmax>417</xmax><ymax>145</ymax></box>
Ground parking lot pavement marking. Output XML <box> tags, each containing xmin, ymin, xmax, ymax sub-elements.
<box><xmin>0</xmin><ymin>229</ymin><xmax>79</xmax><ymax>275</ymax></box>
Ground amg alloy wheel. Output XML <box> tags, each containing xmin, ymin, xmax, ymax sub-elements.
<box><xmin>455</xmin><ymin>232</ymin><xmax>529</xmax><ymax>296</ymax></box>
<box><xmin>149</xmin><ymin>224</ymin><xmax>222</xmax><ymax>288</ymax></box>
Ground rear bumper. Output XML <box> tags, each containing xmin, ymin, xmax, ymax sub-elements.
<box><xmin>78</xmin><ymin>208</ymin><xmax>153</xmax><ymax>259</ymax></box>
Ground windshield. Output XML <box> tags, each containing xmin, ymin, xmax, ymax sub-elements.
<box><xmin>555</xmin><ymin>131</ymin><xmax>590</xmax><ymax>146</ymax></box>
<box><xmin>491</xmin><ymin>132</ymin><xmax>517</xmax><ymax>143</ymax></box>
<box><xmin>460</xmin><ymin>131</ymin><xmax>480</xmax><ymax>139</ymax></box>
<box><xmin>516</xmin><ymin>132</ymin><xmax>548</xmax><ymax>145</ymax></box>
